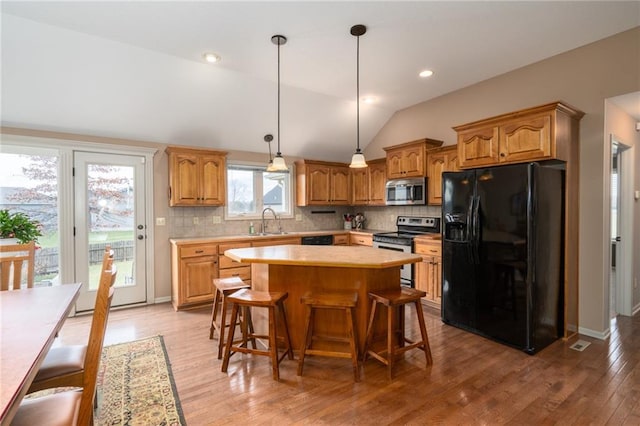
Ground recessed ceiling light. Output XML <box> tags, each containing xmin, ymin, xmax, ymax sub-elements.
<box><xmin>362</xmin><ymin>96</ymin><xmax>377</xmax><ymax>104</ymax></box>
<box><xmin>203</xmin><ymin>52</ymin><xmax>221</xmax><ymax>64</ymax></box>
<box><xmin>419</xmin><ymin>69</ymin><xmax>434</xmax><ymax>78</ymax></box>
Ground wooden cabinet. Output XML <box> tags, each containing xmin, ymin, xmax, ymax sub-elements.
<box><xmin>384</xmin><ymin>138</ymin><xmax>443</xmax><ymax>179</ymax></box>
<box><xmin>333</xmin><ymin>234</ymin><xmax>349</xmax><ymax>246</ymax></box>
<box><xmin>351</xmin><ymin>158</ymin><xmax>386</xmax><ymax>206</ymax></box>
<box><xmin>454</xmin><ymin>102</ymin><xmax>582</xmax><ymax>169</ymax></box>
<box><xmin>296</xmin><ymin>160</ymin><xmax>350</xmax><ymax>206</ymax></box>
<box><xmin>349</xmin><ymin>233</ymin><xmax>373</xmax><ymax>247</ymax></box>
<box><xmin>426</xmin><ymin>145</ymin><xmax>459</xmax><ymax>205</ymax></box>
<box><xmin>170</xmin><ymin>243</ymin><xmax>218</xmax><ymax>310</ymax></box>
<box><xmin>166</xmin><ymin>146</ymin><xmax>227</xmax><ymax>206</ymax></box>
<box><xmin>251</xmin><ymin>237</ymin><xmax>301</xmax><ymax>247</ymax></box>
<box><xmin>414</xmin><ymin>237</ymin><xmax>442</xmax><ymax>309</ymax></box>
<box><xmin>218</xmin><ymin>242</ymin><xmax>251</xmax><ymax>283</ymax></box>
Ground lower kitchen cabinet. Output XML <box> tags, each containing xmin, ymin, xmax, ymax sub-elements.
<box><xmin>219</xmin><ymin>242</ymin><xmax>252</xmax><ymax>284</ymax></box>
<box><xmin>350</xmin><ymin>232</ymin><xmax>373</xmax><ymax>246</ymax></box>
<box><xmin>171</xmin><ymin>243</ymin><xmax>218</xmax><ymax>310</ymax></box>
<box><xmin>414</xmin><ymin>237</ymin><xmax>442</xmax><ymax>309</ymax></box>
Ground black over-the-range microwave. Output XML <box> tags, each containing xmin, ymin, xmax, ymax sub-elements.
<box><xmin>385</xmin><ymin>177</ymin><xmax>427</xmax><ymax>206</ymax></box>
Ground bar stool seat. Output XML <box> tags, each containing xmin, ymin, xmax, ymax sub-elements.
<box><xmin>297</xmin><ymin>292</ymin><xmax>360</xmax><ymax>382</ymax></box>
<box><xmin>209</xmin><ymin>277</ymin><xmax>252</xmax><ymax>359</ymax></box>
<box><xmin>221</xmin><ymin>289</ymin><xmax>293</xmax><ymax>381</ymax></box>
<box><xmin>363</xmin><ymin>287</ymin><xmax>433</xmax><ymax>380</ymax></box>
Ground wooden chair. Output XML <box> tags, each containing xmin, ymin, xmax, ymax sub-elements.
<box><xmin>0</xmin><ymin>240</ymin><xmax>35</xmax><ymax>290</ymax></box>
<box><xmin>13</xmin><ymin>248</ymin><xmax>117</xmax><ymax>425</ymax></box>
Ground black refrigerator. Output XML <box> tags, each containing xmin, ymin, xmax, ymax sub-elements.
<box><xmin>441</xmin><ymin>162</ymin><xmax>564</xmax><ymax>354</ymax></box>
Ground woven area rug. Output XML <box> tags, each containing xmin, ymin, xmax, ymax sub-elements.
<box><xmin>27</xmin><ymin>335</ymin><xmax>185</xmax><ymax>426</ymax></box>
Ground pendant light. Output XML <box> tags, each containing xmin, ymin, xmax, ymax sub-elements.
<box><xmin>270</xmin><ymin>34</ymin><xmax>288</xmax><ymax>171</ymax></box>
<box><xmin>349</xmin><ymin>24</ymin><xmax>368</xmax><ymax>168</ymax></box>
<box><xmin>264</xmin><ymin>134</ymin><xmax>277</xmax><ymax>172</ymax></box>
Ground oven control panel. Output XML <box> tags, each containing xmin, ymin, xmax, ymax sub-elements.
<box><xmin>396</xmin><ymin>216</ymin><xmax>440</xmax><ymax>232</ymax></box>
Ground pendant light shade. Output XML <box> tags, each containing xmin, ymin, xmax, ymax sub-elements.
<box><xmin>349</xmin><ymin>24</ymin><xmax>368</xmax><ymax>169</ymax></box>
<box><xmin>270</xmin><ymin>34</ymin><xmax>288</xmax><ymax>171</ymax></box>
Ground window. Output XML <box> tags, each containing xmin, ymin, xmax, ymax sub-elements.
<box><xmin>0</xmin><ymin>147</ymin><xmax>60</xmax><ymax>287</ymax></box>
<box><xmin>225</xmin><ymin>163</ymin><xmax>292</xmax><ymax>219</ymax></box>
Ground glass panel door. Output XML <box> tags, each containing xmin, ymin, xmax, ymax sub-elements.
<box><xmin>74</xmin><ymin>152</ymin><xmax>147</xmax><ymax>311</ymax></box>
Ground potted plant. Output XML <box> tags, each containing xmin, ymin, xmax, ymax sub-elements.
<box><xmin>0</xmin><ymin>209</ymin><xmax>42</xmax><ymax>244</ymax></box>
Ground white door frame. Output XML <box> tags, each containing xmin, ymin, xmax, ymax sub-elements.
<box><xmin>609</xmin><ymin>134</ymin><xmax>634</xmax><ymax>317</ymax></box>
<box><xmin>0</xmin><ymin>134</ymin><xmax>156</xmax><ymax>311</ymax></box>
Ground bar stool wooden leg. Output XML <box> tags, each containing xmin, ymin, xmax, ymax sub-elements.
<box><xmin>363</xmin><ymin>298</ymin><xmax>378</xmax><ymax>362</ymax></box>
<box><xmin>277</xmin><ymin>301</ymin><xmax>294</xmax><ymax>361</ymax></box>
<box><xmin>210</xmin><ymin>289</ymin><xmax>221</xmax><ymax>340</ymax></box>
<box><xmin>217</xmin><ymin>294</ymin><xmax>230</xmax><ymax>359</ymax></box>
<box><xmin>268</xmin><ymin>306</ymin><xmax>279</xmax><ymax>381</ymax></box>
<box><xmin>221</xmin><ymin>303</ymin><xmax>240</xmax><ymax>373</ymax></box>
<box><xmin>297</xmin><ymin>303</ymin><xmax>315</xmax><ymax>376</ymax></box>
<box><xmin>414</xmin><ymin>300</ymin><xmax>432</xmax><ymax>365</ymax></box>
<box><xmin>386</xmin><ymin>303</ymin><xmax>395</xmax><ymax>381</ymax></box>
<box><xmin>346</xmin><ymin>306</ymin><xmax>360</xmax><ymax>381</ymax></box>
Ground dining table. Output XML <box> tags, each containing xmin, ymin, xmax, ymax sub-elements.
<box><xmin>0</xmin><ymin>283</ymin><xmax>82</xmax><ymax>425</ymax></box>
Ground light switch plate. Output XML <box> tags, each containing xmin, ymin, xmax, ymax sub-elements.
<box><xmin>155</xmin><ymin>217</ymin><xmax>166</xmax><ymax>226</ymax></box>
<box><xmin>295</xmin><ymin>214</ymin><xmax>302</xmax><ymax>221</ymax></box>
<box><xmin>193</xmin><ymin>217</ymin><xmax>199</xmax><ymax>225</ymax></box>
<box><xmin>212</xmin><ymin>216</ymin><xmax>221</xmax><ymax>224</ymax></box>
<box><xmin>634</xmin><ymin>190</ymin><xmax>640</xmax><ymax>200</ymax></box>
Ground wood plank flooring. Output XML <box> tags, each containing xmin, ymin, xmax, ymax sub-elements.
<box><xmin>53</xmin><ymin>302</ymin><xmax>640</xmax><ymax>425</ymax></box>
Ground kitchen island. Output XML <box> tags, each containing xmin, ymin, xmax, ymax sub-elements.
<box><xmin>224</xmin><ymin>245</ymin><xmax>421</xmax><ymax>354</ymax></box>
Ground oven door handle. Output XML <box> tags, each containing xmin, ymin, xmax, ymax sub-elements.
<box><xmin>374</xmin><ymin>243</ymin><xmax>410</xmax><ymax>253</ymax></box>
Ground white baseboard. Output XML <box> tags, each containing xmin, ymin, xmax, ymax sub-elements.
<box><xmin>153</xmin><ymin>296</ymin><xmax>171</xmax><ymax>304</ymax></box>
<box><xmin>578</xmin><ymin>326</ymin><xmax>611</xmax><ymax>340</ymax></box>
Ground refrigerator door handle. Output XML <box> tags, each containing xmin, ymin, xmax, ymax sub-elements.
<box><xmin>472</xmin><ymin>195</ymin><xmax>481</xmax><ymax>264</ymax></box>
<box><xmin>466</xmin><ymin>196</ymin><xmax>475</xmax><ymax>241</ymax></box>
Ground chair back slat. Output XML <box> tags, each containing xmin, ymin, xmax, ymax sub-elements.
<box><xmin>0</xmin><ymin>241</ymin><xmax>35</xmax><ymax>290</ymax></box>
<box><xmin>77</xmin><ymin>246</ymin><xmax>117</xmax><ymax>425</ymax></box>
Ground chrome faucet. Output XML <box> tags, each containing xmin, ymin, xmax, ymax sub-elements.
<box><xmin>261</xmin><ymin>207</ymin><xmax>282</xmax><ymax>234</ymax></box>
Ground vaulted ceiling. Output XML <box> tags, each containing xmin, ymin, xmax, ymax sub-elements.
<box><xmin>2</xmin><ymin>1</ymin><xmax>638</xmax><ymax>161</ymax></box>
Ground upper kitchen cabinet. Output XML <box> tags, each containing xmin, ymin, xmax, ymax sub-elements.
<box><xmin>426</xmin><ymin>145</ymin><xmax>459</xmax><ymax>205</ymax></box>
<box><xmin>166</xmin><ymin>146</ymin><xmax>227</xmax><ymax>206</ymax></box>
<box><xmin>351</xmin><ymin>158</ymin><xmax>386</xmax><ymax>206</ymax></box>
<box><xmin>384</xmin><ymin>138</ymin><xmax>443</xmax><ymax>179</ymax></box>
<box><xmin>296</xmin><ymin>159</ymin><xmax>350</xmax><ymax>206</ymax></box>
<box><xmin>454</xmin><ymin>102</ymin><xmax>585</xmax><ymax>169</ymax></box>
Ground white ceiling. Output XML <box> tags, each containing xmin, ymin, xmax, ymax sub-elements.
<box><xmin>1</xmin><ymin>1</ymin><xmax>639</xmax><ymax>161</ymax></box>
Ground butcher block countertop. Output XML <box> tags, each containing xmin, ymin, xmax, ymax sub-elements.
<box><xmin>225</xmin><ymin>244</ymin><xmax>421</xmax><ymax>269</ymax></box>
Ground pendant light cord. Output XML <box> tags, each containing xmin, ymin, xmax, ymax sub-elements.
<box><xmin>356</xmin><ymin>34</ymin><xmax>360</xmax><ymax>153</ymax></box>
<box><xmin>277</xmin><ymin>38</ymin><xmax>281</xmax><ymax>156</ymax></box>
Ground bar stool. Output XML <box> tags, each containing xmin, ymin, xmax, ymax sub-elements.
<box><xmin>297</xmin><ymin>292</ymin><xmax>360</xmax><ymax>382</ymax></box>
<box><xmin>221</xmin><ymin>289</ymin><xmax>294</xmax><ymax>381</ymax></box>
<box><xmin>363</xmin><ymin>287</ymin><xmax>432</xmax><ymax>380</ymax></box>
<box><xmin>209</xmin><ymin>276</ymin><xmax>252</xmax><ymax>359</ymax></box>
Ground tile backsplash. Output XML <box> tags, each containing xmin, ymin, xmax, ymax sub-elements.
<box><xmin>168</xmin><ymin>204</ymin><xmax>442</xmax><ymax>238</ymax></box>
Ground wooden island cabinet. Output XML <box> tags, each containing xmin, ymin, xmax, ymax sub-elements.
<box><xmin>224</xmin><ymin>245</ymin><xmax>421</xmax><ymax>354</ymax></box>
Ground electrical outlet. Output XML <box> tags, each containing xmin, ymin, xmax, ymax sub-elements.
<box><xmin>212</xmin><ymin>216</ymin><xmax>221</xmax><ymax>224</ymax></box>
<box><xmin>193</xmin><ymin>217</ymin><xmax>199</xmax><ymax>225</ymax></box>
<box><xmin>295</xmin><ymin>214</ymin><xmax>302</xmax><ymax>221</ymax></box>
<box><xmin>155</xmin><ymin>217</ymin><xmax>166</xmax><ymax>226</ymax></box>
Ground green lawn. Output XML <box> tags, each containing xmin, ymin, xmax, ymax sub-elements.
<box><xmin>38</xmin><ymin>231</ymin><xmax>134</xmax><ymax>248</ymax></box>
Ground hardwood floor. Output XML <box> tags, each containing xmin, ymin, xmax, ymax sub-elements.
<box><xmin>54</xmin><ymin>302</ymin><xmax>640</xmax><ymax>425</ymax></box>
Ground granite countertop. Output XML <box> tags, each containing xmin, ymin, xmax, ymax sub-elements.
<box><xmin>225</xmin><ymin>244</ymin><xmax>421</xmax><ymax>269</ymax></box>
<box><xmin>169</xmin><ymin>229</ymin><xmax>389</xmax><ymax>245</ymax></box>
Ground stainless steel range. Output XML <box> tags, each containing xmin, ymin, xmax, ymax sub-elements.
<box><xmin>373</xmin><ymin>216</ymin><xmax>441</xmax><ymax>287</ymax></box>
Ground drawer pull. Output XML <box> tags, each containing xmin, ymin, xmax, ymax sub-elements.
<box><xmin>195</xmin><ymin>250</ymin><xmax>204</xmax><ymax>254</ymax></box>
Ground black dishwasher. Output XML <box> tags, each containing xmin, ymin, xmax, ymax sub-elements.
<box><xmin>300</xmin><ymin>235</ymin><xmax>334</xmax><ymax>245</ymax></box>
